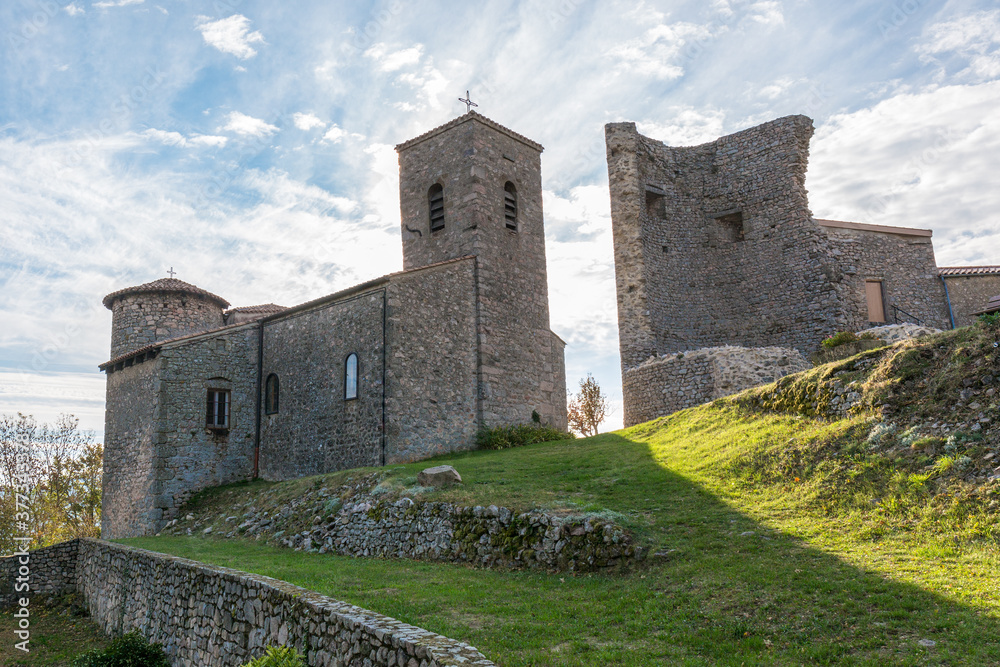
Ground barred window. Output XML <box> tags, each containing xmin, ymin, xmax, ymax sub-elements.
<box><xmin>428</xmin><ymin>184</ymin><xmax>445</xmax><ymax>231</ymax></box>
<box><xmin>345</xmin><ymin>353</ymin><xmax>358</xmax><ymax>400</ymax></box>
<box><xmin>206</xmin><ymin>389</ymin><xmax>230</xmax><ymax>428</ymax></box>
<box><xmin>504</xmin><ymin>182</ymin><xmax>518</xmax><ymax>230</ymax></box>
<box><xmin>264</xmin><ymin>374</ymin><xmax>279</xmax><ymax>414</ymax></box>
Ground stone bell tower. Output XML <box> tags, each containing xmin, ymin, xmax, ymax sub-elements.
<box><xmin>395</xmin><ymin>111</ymin><xmax>566</xmax><ymax>429</ymax></box>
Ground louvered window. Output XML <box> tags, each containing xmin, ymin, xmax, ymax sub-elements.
<box><xmin>428</xmin><ymin>184</ymin><xmax>445</xmax><ymax>231</ymax></box>
<box><xmin>206</xmin><ymin>389</ymin><xmax>230</xmax><ymax>428</ymax></box>
<box><xmin>504</xmin><ymin>182</ymin><xmax>518</xmax><ymax>230</ymax></box>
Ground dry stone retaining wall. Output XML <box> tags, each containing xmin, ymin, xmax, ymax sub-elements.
<box><xmin>170</xmin><ymin>479</ymin><xmax>640</xmax><ymax>573</ymax></box>
<box><xmin>1</xmin><ymin>539</ymin><xmax>495</xmax><ymax>667</ymax></box>
<box><xmin>623</xmin><ymin>346</ymin><xmax>809</xmax><ymax>426</ymax></box>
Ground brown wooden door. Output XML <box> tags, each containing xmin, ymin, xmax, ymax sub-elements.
<box><xmin>866</xmin><ymin>281</ymin><xmax>885</xmax><ymax>323</ymax></box>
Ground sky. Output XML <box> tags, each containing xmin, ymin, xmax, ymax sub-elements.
<box><xmin>2</xmin><ymin>0</ymin><xmax>999</xmax><ymax>439</ymax></box>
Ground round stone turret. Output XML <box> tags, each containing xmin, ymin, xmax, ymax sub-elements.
<box><xmin>103</xmin><ymin>278</ymin><xmax>229</xmax><ymax>359</ymax></box>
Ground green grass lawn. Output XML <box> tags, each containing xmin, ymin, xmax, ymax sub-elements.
<box><xmin>125</xmin><ymin>401</ymin><xmax>1000</xmax><ymax>666</ymax></box>
<box><xmin>0</xmin><ymin>603</ymin><xmax>108</xmax><ymax>666</ymax></box>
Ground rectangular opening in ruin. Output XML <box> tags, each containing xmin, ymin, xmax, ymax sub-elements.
<box><xmin>865</xmin><ymin>280</ymin><xmax>886</xmax><ymax>323</ymax></box>
<box><xmin>713</xmin><ymin>210</ymin><xmax>744</xmax><ymax>242</ymax></box>
<box><xmin>645</xmin><ymin>188</ymin><xmax>665</xmax><ymax>220</ymax></box>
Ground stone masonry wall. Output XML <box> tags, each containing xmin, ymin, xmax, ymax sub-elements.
<box><xmin>148</xmin><ymin>324</ymin><xmax>259</xmax><ymax>535</ymax></box>
<box><xmin>623</xmin><ymin>346</ymin><xmax>809</xmax><ymax>427</ymax></box>
<box><xmin>397</xmin><ymin>113</ymin><xmax>567</xmax><ymax>431</ymax></box>
<box><xmin>102</xmin><ymin>360</ymin><xmax>160</xmax><ymax>539</ymax></box>
<box><xmin>385</xmin><ymin>260</ymin><xmax>479</xmax><ymax>463</ymax></box>
<box><xmin>606</xmin><ymin>116</ymin><xmax>839</xmax><ymax>370</ymax></box>
<box><xmin>822</xmin><ymin>225</ymin><xmax>950</xmax><ymax>332</ymax></box>
<box><xmin>0</xmin><ymin>539</ymin><xmax>79</xmax><ymax>607</ymax></box>
<box><xmin>943</xmin><ymin>274</ymin><xmax>1000</xmax><ymax>326</ymax></box>
<box><xmin>1</xmin><ymin>539</ymin><xmax>495</xmax><ymax>667</ymax></box>
<box><xmin>261</xmin><ymin>289</ymin><xmax>385</xmax><ymax>481</ymax></box>
<box><xmin>110</xmin><ymin>292</ymin><xmax>225</xmax><ymax>359</ymax></box>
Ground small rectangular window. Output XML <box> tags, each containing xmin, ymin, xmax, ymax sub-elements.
<box><xmin>206</xmin><ymin>389</ymin><xmax>230</xmax><ymax>428</ymax></box>
<box><xmin>865</xmin><ymin>281</ymin><xmax>886</xmax><ymax>323</ymax></box>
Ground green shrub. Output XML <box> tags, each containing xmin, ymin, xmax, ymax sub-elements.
<box><xmin>477</xmin><ymin>423</ymin><xmax>575</xmax><ymax>450</ymax></box>
<box><xmin>72</xmin><ymin>631</ymin><xmax>170</xmax><ymax>667</ymax></box>
<box><xmin>821</xmin><ymin>331</ymin><xmax>858</xmax><ymax>349</ymax></box>
<box><xmin>977</xmin><ymin>312</ymin><xmax>999</xmax><ymax>327</ymax></box>
<box><xmin>241</xmin><ymin>646</ymin><xmax>307</xmax><ymax>667</ymax></box>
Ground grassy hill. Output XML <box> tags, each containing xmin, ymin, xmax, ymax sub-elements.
<box><xmin>124</xmin><ymin>321</ymin><xmax>1000</xmax><ymax>666</ymax></box>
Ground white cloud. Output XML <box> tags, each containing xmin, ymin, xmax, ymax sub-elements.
<box><xmin>808</xmin><ymin>81</ymin><xmax>1000</xmax><ymax>266</ymax></box>
<box><xmin>219</xmin><ymin>111</ymin><xmax>279</xmax><ymax>137</ymax></box>
<box><xmin>607</xmin><ymin>21</ymin><xmax>711</xmax><ymax>80</ymax></box>
<box><xmin>141</xmin><ymin>129</ymin><xmax>228</xmax><ymax>148</ymax></box>
<box><xmin>748</xmin><ymin>1</ymin><xmax>784</xmax><ymax>26</ymax></box>
<box><xmin>918</xmin><ymin>10</ymin><xmax>1000</xmax><ymax>82</ymax></box>
<box><xmin>64</xmin><ymin>3</ymin><xmax>84</xmax><ymax>15</ymax></box>
<box><xmin>322</xmin><ymin>125</ymin><xmax>346</xmax><ymax>143</ymax></box>
<box><xmin>757</xmin><ymin>76</ymin><xmax>793</xmax><ymax>99</ymax></box>
<box><xmin>637</xmin><ymin>106</ymin><xmax>727</xmax><ymax>146</ymax></box>
<box><xmin>93</xmin><ymin>0</ymin><xmax>143</xmax><ymax>8</ymax></box>
<box><xmin>364</xmin><ymin>43</ymin><xmax>424</xmax><ymax>72</ymax></box>
<box><xmin>195</xmin><ymin>14</ymin><xmax>266</xmax><ymax>60</ymax></box>
<box><xmin>293</xmin><ymin>112</ymin><xmax>325</xmax><ymax>131</ymax></box>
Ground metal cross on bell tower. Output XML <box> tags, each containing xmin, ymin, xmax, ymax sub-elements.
<box><xmin>458</xmin><ymin>90</ymin><xmax>478</xmax><ymax>113</ymax></box>
<box><xmin>167</xmin><ymin>267</ymin><xmax>176</xmax><ymax>279</ymax></box>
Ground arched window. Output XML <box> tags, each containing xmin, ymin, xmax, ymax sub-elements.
<box><xmin>344</xmin><ymin>353</ymin><xmax>358</xmax><ymax>400</ymax></box>
<box><xmin>428</xmin><ymin>184</ymin><xmax>445</xmax><ymax>231</ymax></box>
<box><xmin>504</xmin><ymin>182</ymin><xmax>518</xmax><ymax>230</ymax></box>
<box><xmin>264</xmin><ymin>374</ymin><xmax>279</xmax><ymax>414</ymax></box>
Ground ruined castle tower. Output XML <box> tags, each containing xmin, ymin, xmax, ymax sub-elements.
<box><xmin>395</xmin><ymin>111</ymin><xmax>566</xmax><ymax>428</ymax></box>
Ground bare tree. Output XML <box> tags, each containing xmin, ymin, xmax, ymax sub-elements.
<box><xmin>567</xmin><ymin>374</ymin><xmax>609</xmax><ymax>437</ymax></box>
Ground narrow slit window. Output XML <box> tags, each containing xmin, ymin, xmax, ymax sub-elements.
<box><xmin>428</xmin><ymin>184</ymin><xmax>445</xmax><ymax>231</ymax></box>
<box><xmin>344</xmin><ymin>353</ymin><xmax>358</xmax><ymax>400</ymax></box>
<box><xmin>206</xmin><ymin>389</ymin><xmax>230</xmax><ymax>428</ymax></box>
<box><xmin>264</xmin><ymin>374</ymin><xmax>279</xmax><ymax>414</ymax></box>
<box><xmin>504</xmin><ymin>182</ymin><xmax>518</xmax><ymax>230</ymax></box>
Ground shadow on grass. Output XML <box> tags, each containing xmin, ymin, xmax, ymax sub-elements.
<box><xmin>127</xmin><ymin>431</ymin><xmax>1000</xmax><ymax>666</ymax></box>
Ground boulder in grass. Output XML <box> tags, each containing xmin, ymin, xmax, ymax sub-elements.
<box><xmin>417</xmin><ymin>465</ymin><xmax>462</xmax><ymax>487</ymax></box>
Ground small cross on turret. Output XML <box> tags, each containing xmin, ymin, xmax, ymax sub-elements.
<box><xmin>458</xmin><ymin>90</ymin><xmax>478</xmax><ymax>114</ymax></box>
<box><xmin>167</xmin><ymin>267</ymin><xmax>176</xmax><ymax>279</ymax></box>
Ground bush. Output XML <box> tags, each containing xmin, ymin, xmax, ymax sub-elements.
<box><xmin>241</xmin><ymin>646</ymin><xmax>307</xmax><ymax>667</ymax></box>
<box><xmin>72</xmin><ymin>631</ymin><xmax>170</xmax><ymax>667</ymax></box>
<box><xmin>477</xmin><ymin>423</ymin><xmax>575</xmax><ymax>450</ymax></box>
<box><xmin>821</xmin><ymin>331</ymin><xmax>858</xmax><ymax>349</ymax></box>
<box><xmin>977</xmin><ymin>312</ymin><xmax>999</xmax><ymax>327</ymax></box>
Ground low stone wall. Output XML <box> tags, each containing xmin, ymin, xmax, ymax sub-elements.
<box><xmin>1</xmin><ymin>539</ymin><xmax>495</xmax><ymax>667</ymax></box>
<box><xmin>623</xmin><ymin>345</ymin><xmax>810</xmax><ymax>426</ymax></box>
<box><xmin>0</xmin><ymin>539</ymin><xmax>79</xmax><ymax>607</ymax></box>
<box><xmin>169</xmin><ymin>482</ymin><xmax>640</xmax><ymax>573</ymax></box>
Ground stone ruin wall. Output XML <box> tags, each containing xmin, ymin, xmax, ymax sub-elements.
<box><xmin>821</xmin><ymin>224</ymin><xmax>950</xmax><ymax>331</ymax></box>
<box><xmin>943</xmin><ymin>273</ymin><xmax>1000</xmax><ymax>326</ymax></box>
<box><xmin>623</xmin><ymin>346</ymin><xmax>810</xmax><ymax>427</ymax></box>
<box><xmin>606</xmin><ymin>115</ymin><xmax>839</xmax><ymax>370</ymax></box>
<box><xmin>0</xmin><ymin>539</ymin><xmax>494</xmax><ymax>667</ymax></box>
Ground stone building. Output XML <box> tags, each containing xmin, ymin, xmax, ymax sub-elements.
<box><xmin>605</xmin><ymin>115</ymin><xmax>997</xmax><ymax>426</ymax></box>
<box><xmin>100</xmin><ymin>112</ymin><xmax>567</xmax><ymax>539</ymax></box>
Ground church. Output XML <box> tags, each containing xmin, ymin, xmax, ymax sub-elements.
<box><xmin>99</xmin><ymin>112</ymin><xmax>568</xmax><ymax>539</ymax></box>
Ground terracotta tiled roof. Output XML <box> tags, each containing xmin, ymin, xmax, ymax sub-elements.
<box><xmin>394</xmin><ymin>110</ymin><xmax>543</xmax><ymax>153</ymax></box>
<box><xmin>226</xmin><ymin>303</ymin><xmax>287</xmax><ymax>314</ymax></box>
<box><xmin>938</xmin><ymin>265</ymin><xmax>1000</xmax><ymax>277</ymax></box>
<box><xmin>102</xmin><ymin>278</ymin><xmax>230</xmax><ymax>309</ymax></box>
